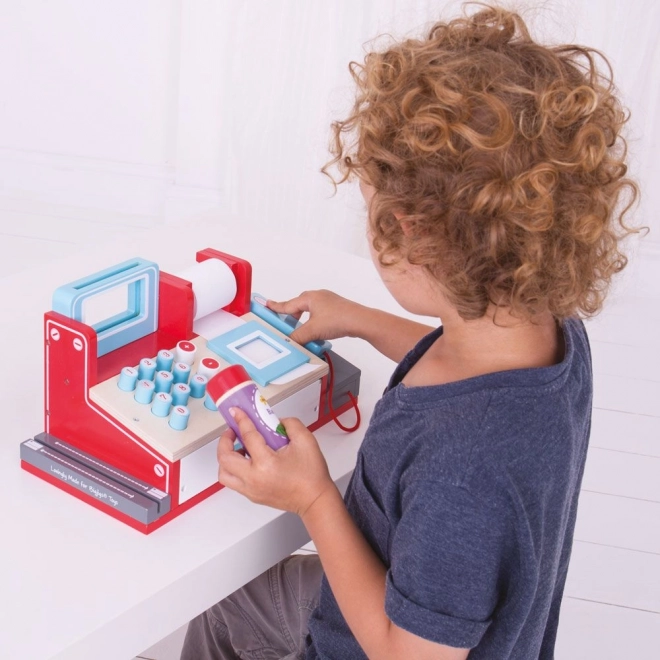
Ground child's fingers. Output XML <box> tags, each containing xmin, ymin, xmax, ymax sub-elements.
<box><xmin>289</xmin><ymin>323</ymin><xmax>319</xmax><ymax>346</ymax></box>
<box><xmin>220</xmin><ymin>426</ymin><xmax>237</xmax><ymax>444</ymax></box>
<box><xmin>281</xmin><ymin>416</ymin><xmax>313</xmax><ymax>441</ymax></box>
<box><xmin>217</xmin><ymin>431</ymin><xmax>236</xmax><ymax>461</ymax></box>
<box><xmin>217</xmin><ymin>461</ymin><xmax>246</xmax><ymax>492</ymax></box>
<box><xmin>267</xmin><ymin>295</ymin><xmax>308</xmax><ymax>320</ymax></box>
<box><xmin>217</xmin><ymin>435</ymin><xmax>247</xmax><ymax>468</ymax></box>
<box><xmin>217</xmin><ymin>429</ymin><xmax>253</xmax><ymax>485</ymax></box>
<box><xmin>230</xmin><ymin>407</ymin><xmax>272</xmax><ymax>459</ymax></box>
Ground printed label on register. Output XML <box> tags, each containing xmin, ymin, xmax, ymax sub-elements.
<box><xmin>25</xmin><ymin>439</ymin><xmax>44</xmax><ymax>451</ymax></box>
<box><xmin>147</xmin><ymin>487</ymin><xmax>168</xmax><ymax>500</ymax></box>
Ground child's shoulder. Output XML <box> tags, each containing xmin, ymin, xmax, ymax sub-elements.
<box><xmin>391</xmin><ymin>317</ymin><xmax>592</xmax><ymax>481</ymax></box>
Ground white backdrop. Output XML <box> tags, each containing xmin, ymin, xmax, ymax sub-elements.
<box><xmin>0</xmin><ymin>0</ymin><xmax>657</xmax><ymax>262</ymax></box>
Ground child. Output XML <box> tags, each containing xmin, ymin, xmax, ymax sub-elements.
<box><xmin>182</xmin><ymin>5</ymin><xmax>638</xmax><ymax>659</ymax></box>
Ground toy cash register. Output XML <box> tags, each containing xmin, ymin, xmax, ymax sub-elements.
<box><xmin>19</xmin><ymin>248</ymin><xmax>360</xmax><ymax>534</ymax></box>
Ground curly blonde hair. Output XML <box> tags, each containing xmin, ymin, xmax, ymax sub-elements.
<box><xmin>323</xmin><ymin>5</ymin><xmax>640</xmax><ymax>320</ymax></box>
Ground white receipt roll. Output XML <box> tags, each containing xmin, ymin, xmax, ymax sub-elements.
<box><xmin>176</xmin><ymin>259</ymin><xmax>238</xmax><ymax>321</ymax></box>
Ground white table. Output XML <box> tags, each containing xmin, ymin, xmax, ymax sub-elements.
<box><xmin>0</xmin><ymin>220</ymin><xmax>406</xmax><ymax>660</ymax></box>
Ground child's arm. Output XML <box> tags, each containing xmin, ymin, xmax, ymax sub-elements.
<box><xmin>302</xmin><ymin>476</ymin><xmax>470</xmax><ymax>660</ymax></box>
<box><xmin>268</xmin><ymin>290</ymin><xmax>434</xmax><ymax>363</ymax></box>
<box><xmin>217</xmin><ymin>410</ymin><xmax>469</xmax><ymax>660</ymax></box>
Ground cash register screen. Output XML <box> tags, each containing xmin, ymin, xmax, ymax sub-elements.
<box><xmin>81</xmin><ymin>282</ymin><xmax>132</xmax><ymax>330</ymax></box>
<box><xmin>235</xmin><ymin>336</ymin><xmax>284</xmax><ymax>366</ymax></box>
<box><xmin>211</xmin><ymin>322</ymin><xmax>306</xmax><ymax>385</ymax></box>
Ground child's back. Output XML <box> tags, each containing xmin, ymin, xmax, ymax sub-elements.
<box><xmin>308</xmin><ymin>319</ymin><xmax>592</xmax><ymax>658</ymax></box>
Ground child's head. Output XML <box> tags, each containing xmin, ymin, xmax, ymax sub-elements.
<box><xmin>325</xmin><ymin>4</ymin><xmax>639</xmax><ymax>321</ymax></box>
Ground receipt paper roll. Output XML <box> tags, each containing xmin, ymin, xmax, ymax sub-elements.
<box><xmin>176</xmin><ymin>259</ymin><xmax>238</xmax><ymax>321</ymax></box>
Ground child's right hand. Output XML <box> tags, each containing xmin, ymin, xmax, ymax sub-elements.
<box><xmin>270</xmin><ymin>290</ymin><xmax>434</xmax><ymax>363</ymax></box>
<box><xmin>267</xmin><ymin>290</ymin><xmax>361</xmax><ymax>346</ymax></box>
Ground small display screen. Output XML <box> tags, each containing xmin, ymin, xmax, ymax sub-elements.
<box><xmin>235</xmin><ymin>336</ymin><xmax>284</xmax><ymax>366</ymax></box>
<box><xmin>215</xmin><ymin>324</ymin><xmax>298</xmax><ymax>381</ymax></box>
<box><xmin>82</xmin><ymin>283</ymin><xmax>131</xmax><ymax>328</ymax></box>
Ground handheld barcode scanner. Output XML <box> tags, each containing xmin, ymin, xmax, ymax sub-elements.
<box><xmin>20</xmin><ymin>248</ymin><xmax>361</xmax><ymax>534</ymax></box>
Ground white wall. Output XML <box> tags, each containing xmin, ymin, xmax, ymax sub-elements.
<box><xmin>0</xmin><ymin>0</ymin><xmax>657</xmax><ymax>264</ymax></box>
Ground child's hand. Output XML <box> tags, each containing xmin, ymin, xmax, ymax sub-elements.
<box><xmin>216</xmin><ymin>408</ymin><xmax>335</xmax><ymax>517</ymax></box>
<box><xmin>267</xmin><ymin>290</ymin><xmax>361</xmax><ymax>346</ymax></box>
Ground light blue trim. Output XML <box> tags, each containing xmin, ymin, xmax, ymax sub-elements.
<box><xmin>52</xmin><ymin>258</ymin><xmax>159</xmax><ymax>357</ymax></box>
<box><xmin>207</xmin><ymin>320</ymin><xmax>310</xmax><ymax>386</ymax></box>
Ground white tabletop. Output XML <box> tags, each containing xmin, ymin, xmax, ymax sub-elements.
<box><xmin>0</xmin><ymin>219</ymin><xmax>412</xmax><ymax>660</ymax></box>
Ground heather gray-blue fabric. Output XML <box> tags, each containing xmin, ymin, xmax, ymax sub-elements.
<box><xmin>306</xmin><ymin>318</ymin><xmax>592</xmax><ymax>659</ymax></box>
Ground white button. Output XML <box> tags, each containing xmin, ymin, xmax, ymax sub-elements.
<box><xmin>175</xmin><ymin>340</ymin><xmax>197</xmax><ymax>365</ymax></box>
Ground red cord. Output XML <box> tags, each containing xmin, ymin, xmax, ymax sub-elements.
<box><xmin>324</xmin><ymin>351</ymin><xmax>361</xmax><ymax>432</ymax></box>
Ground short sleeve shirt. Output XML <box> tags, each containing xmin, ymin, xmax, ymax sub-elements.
<box><xmin>306</xmin><ymin>318</ymin><xmax>593</xmax><ymax>659</ymax></box>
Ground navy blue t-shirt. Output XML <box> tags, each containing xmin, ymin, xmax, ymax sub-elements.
<box><xmin>306</xmin><ymin>318</ymin><xmax>592</xmax><ymax>659</ymax></box>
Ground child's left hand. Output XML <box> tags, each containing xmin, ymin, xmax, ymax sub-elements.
<box><xmin>217</xmin><ymin>408</ymin><xmax>336</xmax><ymax>517</ymax></box>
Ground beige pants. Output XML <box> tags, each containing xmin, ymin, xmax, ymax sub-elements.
<box><xmin>181</xmin><ymin>554</ymin><xmax>323</xmax><ymax>660</ymax></box>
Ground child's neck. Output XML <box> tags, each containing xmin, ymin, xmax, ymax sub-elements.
<box><xmin>403</xmin><ymin>306</ymin><xmax>564</xmax><ymax>388</ymax></box>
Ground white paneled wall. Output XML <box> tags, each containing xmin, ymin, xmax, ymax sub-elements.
<box><xmin>0</xmin><ymin>0</ymin><xmax>658</xmax><ymax>262</ymax></box>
